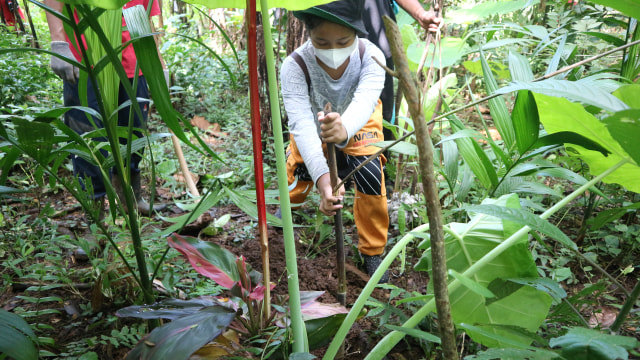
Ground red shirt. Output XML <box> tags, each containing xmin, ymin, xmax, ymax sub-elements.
<box><xmin>1</xmin><ymin>1</ymin><xmax>24</xmax><ymax>27</ymax></box>
<box><xmin>66</xmin><ymin>0</ymin><xmax>161</xmax><ymax>78</ymax></box>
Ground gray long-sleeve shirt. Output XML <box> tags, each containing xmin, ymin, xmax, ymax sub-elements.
<box><xmin>280</xmin><ymin>38</ymin><xmax>385</xmax><ymax>185</ymax></box>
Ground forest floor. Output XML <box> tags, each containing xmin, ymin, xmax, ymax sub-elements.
<box><xmin>1</xmin><ymin>175</ymin><xmax>433</xmax><ymax>359</ymax></box>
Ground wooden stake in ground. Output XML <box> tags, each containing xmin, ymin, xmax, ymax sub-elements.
<box><xmin>383</xmin><ymin>15</ymin><xmax>457</xmax><ymax>360</ymax></box>
<box><xmin>323</xmin><ymin>102</ymin><xmax>346</xmax><ymax>359</ymax></box>
<box><xmin>322</xmin><ymin>102</ymin><xmax>347</xmax><ymax>308</ymax></box>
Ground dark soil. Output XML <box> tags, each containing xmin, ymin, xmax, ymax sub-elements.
<box><xmin>1</xmin><ymin>182</ymin><xmax>428</xmax><ymax>360</ymax></box>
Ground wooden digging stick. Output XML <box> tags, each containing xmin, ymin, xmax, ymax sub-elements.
<box><xmin>323</xmin><ymin>103</ymin><xmax>347</xmax><ymax>307</ymax></box>
<box><xmin>171</xmin><ymin>134</ymin><xmax>200</xmax><ymax>197</ymax></box>
<box><xmin>323</xmin><ymin>103</ymin><xmax>347</xmax><ymax>359</ymax></box>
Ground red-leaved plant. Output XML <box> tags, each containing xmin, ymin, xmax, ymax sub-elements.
<box><xmin>117</xmin><ymin>234</ymin><xmax>347</xmax><ymax>360</ymax></box>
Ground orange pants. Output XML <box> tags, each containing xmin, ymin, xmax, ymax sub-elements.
<box><xmin>285</xmin><ymin>101</ymin><xmax>388</xmax><ymax>256</ymax></box>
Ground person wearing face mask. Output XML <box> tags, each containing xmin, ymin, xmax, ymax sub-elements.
<box><xmin>280</xmin><ymin>0</ymin><xmax>389</xmax><ymax>282</ymax></box>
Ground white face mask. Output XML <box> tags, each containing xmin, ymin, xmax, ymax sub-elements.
<box><xmin>314</xmin><ymin>39</ymin><xmax>358</xmax><ymax>70</ymax></box>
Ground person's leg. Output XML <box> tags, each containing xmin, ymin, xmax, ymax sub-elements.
<box><xmin>111</xmin><ymin>76</ymin><xmax>164</xmax><ymax>215</ymax></box>
<box><xmin>341</xmin><ymin>101</ymin><xmax>390</xmax><ymax>282</ymax></box>
<box><xmin>286</xmin><ymin>135</ymin><xmax>314</xmax><ymax>209</ymax></box>
<box><xmin>347</xmin><ymin>154</ymin><xmax>388</xmax><ymax>256</ymax></box>
<box><xmin>63</xmin><ymin>79</ymin><xmax>107</xmax><ymax>199</ymax></box>
<box><xmin>115</xmin><ymin>76</ymin><xmax>149</xmax><ymax>175</ymax></box>
<box><xmin>62</xmin><ymin>80</ymin><xmax>107</xmax><ymax>260</ymax></box>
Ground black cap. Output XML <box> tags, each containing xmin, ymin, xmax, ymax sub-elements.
<box><xmin>294</xmin><ymin>0</ymin><xmax>369</xmax><ymax>37</ymax></box>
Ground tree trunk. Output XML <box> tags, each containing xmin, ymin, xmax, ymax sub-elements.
<box><xmin>384</xmin><ymin>16</ymin><xmax>458</xmax><ymax>360</ymax></box>
<box><xmin>286</xmin><ymin>11</ymin><xmax>307</xmax><ymax>56</ymax></box>
<box><xmin>173</xmin><ymin>0</ymin><xmax>187</xmax><ymax>25</ymax></box>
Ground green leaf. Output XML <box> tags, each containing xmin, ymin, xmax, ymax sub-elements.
<box><xmin>449</xmin><ymin>118</ymin><xmax>498</xmax><ymax>189</ymax></box>
<box><xmin>407</xmin><ymin>37</ymin><xmax>469</xmax><ymax>70</ymax></box>
<box><xmin>497</xmin><ymin>79</ymin><xmax>628</xmax><ymax>113</ymax></box>
<box><xmin>417</xmin><ymin>194</ymin><xmax>552</xmax><ymax>348</ymax></box>
<box><xmin>508</xmin><ymin>51</ymin><xmax>534</xmax><ymax>82</ymax></box>
<box><xmin>214</xmin><ymin>214</ymin><xmax>231</xmax><ymax>228</ymax></box>
<box><xmin>464</xmin><ymin>347</ymin><xmax>561</xmax><ymax>359</ymax></box>
<box><xmin>466</xmin><ymin>204</ymin><xmax>576</xmax><ymax>250</ymax></box>
<box><xmin>532</xmin><ymin>132</ymin><xmax>610</xmax><ymax>156</ymax></box>
<box><xmin>588</xmin><ymin>0</ymin><xmax>640</xmax><ymax>20</ymax></box>
<box><xmin>512</xmin><ymin>90</ymin><xmax>540</xmax><ymax>154</ymax></box>
<box><xmin>157</xmin><ymin>190</ymin><xmax>224</xmax><ymax>237</ymax></box>
<box><xmin>603</xmin><ymin>110</ymin><xmax>640</xmax><ymax>166</ymax></box>
<box><xmin>481</xmin><ymin>52</ymin><xmax>516</xmax><ymax>152</ymax></box>
<box><xmin>446</xmin><ymin>0</ymin><xmax>540</xmax><ymax>24</ymax></box>
<box><xmin>591</xmin><ymin>201</ymin><xmax>640</xmax><ymax>230</ymax></box>
<box><xmin>613</xmin><ymin>84</ymin><xmax>640</xmax><ymax>109</ymax></box>
<box><xmin>0</xmin><ymin>310</ymin><xmax>38</xmax><ymax>360</ymax></box>
<box><xmin>442</xmin><ymin>140</ymin><xmax>459</xmax><ymax>188</ymax></box>
<box><xmin>289</xmin><ymin>353</ymin><xmax>317</xmax><ymax>360</ymax></box>
<box><xmin>449</xmin><ymin>270</ymin><xmax>496</xmax><ymax>298</ymax></box>
<box><xmin>582</xmin><ymin>32</ymin><xmax>626</xmax><ymax>47</ymax></box>
<box><xmin>546</xmin><ymin>34</ymin><xmax>567</xmax><ymax>76</ymax></box>
<box><xmin>535</xmin><ymin>94</ymin><xmax>640</xmax><ymax>193</ymax></box>
<box><xmin>0</xmin><ymin>185</ymin><xmax>28</xmax><ymax>194</ymax></box>
<box><xmin>370</xmin><ymin>141</ymin><xmax>417</xmax><ymax>157</ymax></box>
<box><xmin>384</xmin><ymin>324</ymin><xmax>441</xmax><ymax>344</ymax></box>
<box><xmin>507</xmin><ymin>278</ymin><xmax>567</xmax><ymax>304</ymax></box>
<box><xmin>550</xmin><ymin>327</ymin><xmax>639</xmax><ymax>360</ymax></box>
<box><xmin>116</xmin><ymin>297</ymin><xmax>225</xmax><ymax>320</ymax></box>
<box><xmin>458</xmin><ymin>323</ymin><xmax>535</xmax><ymax>349</ymax></box>
<box><xmin>124</xmin><ymin>306</ymin><xmax>236</xmax><ymax>360</ymax></box>
<box><xmin>305</xmin><ymin>313</ymin><xmax>347</xmax><ymax>350</ymax></box>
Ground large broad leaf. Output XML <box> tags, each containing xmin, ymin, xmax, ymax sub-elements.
<box><xmin>168</xmin><ymin>234</ymin><xmax>240</xmax><ymax>289</ymax></box>
<box><xmin>12</xmin><ymin>118</ymin><xmax>57</xmax><ymax>165</ymax></box>
<box><xmin>416</xmin><ymin>194</ymin><xmax>552</xmax><ymax>348</ymax></box>
<box><xmin>481</xmin><ymin>52</ymin><xmax>516</xmax><ymax>153</ymax></box>
<box><xmin>124</xmin><ymin>306</ymin><xmax>236</xmax><ymax>360</ymax></box>
<box><xmin>464</xmin><ymin>347</ymin><xmax>561</xmax><ymax>359</ymax></box>
<box><xmin>116</xmin><ymin>297</ymin><xmax>229</xmax><ymax>320</ymax></box>
<box><xmin>465</xmin><ymin>204</ymin><xmax>577</xmax><ymax>250</ymax></box>
<box><xmin>448</xmin><ymin>118</ymin><xmax>499</xmax><ymax>190</ymax></box>
<box><xmin>603</xmin><ymin>110</ymin><xmax>640</xmax><ymax>166</ymax></box>
<box><xmin>613</xmin><ymin>84</ymin><xmax>640</xmax><ymax>109</ymax></box>
<box><xmin>589</xmin><ymin>0</ymin><xmax>640</xmax><ymax>21</ymax></box>
<box><xmin>508</xmin><ymin>51</ymin><xmax>534</xmax><ymax>82</ymax></box>
<box><xmin>407</xmin><ymin>38</ymin><xmax>469</xmax><ymax>70</ymax></box>
<box><xmin>305</xmin><ymin>314</ymin><xmax>348</xmax><ymax>350</ymax></box>
<box><xmin>0</xmin><ymin>310</ymin><xmax>38</xmax><ymax>360</ymax></box>
<box><xmin>183</xmin><ymin>0</ymin><xmax>333</xmax><ymax>10</ymax></box>
<box><xmin>370</xmin><ymin>140</ymin><xmax>418</xmax><ymax>157</ymax></box>
<box><xmin>511</xmin><ymin>90</ymin><xmax>539</xmax><ymax>154</ymax></box>
<box><xmin>497</xmin><ymin>79</ymin><xmax>628</xmax><ymax>113</ymax></box>
<box><xmin>445</xmin><ymin>0</ymin><xmax>540</xmax><ymax>24</ymax></box>
<box><xmin>550</xmin><ymin>327</ymin><xmax>639</xmax><ymax>360</ymax></box>
<box><xmin>534</xmin><ymin>94</ymin><xmax>640</xmax><ymax>193</ymax></box>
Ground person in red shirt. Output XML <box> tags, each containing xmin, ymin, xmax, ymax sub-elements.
<box><xmin>1</xmin><ymin>0</ymin><xmax>24</xmax><ymax>29</ymax></box>
<box><xmin>44</xmin><ymin>0</ymin><xmax>165</xmax><ymax>219</ymax></box>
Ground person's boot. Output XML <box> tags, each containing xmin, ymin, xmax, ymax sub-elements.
<box><xmin>112</xmin><ymin>172</ymin><xmax>166</xmax><ymax>216</ymax></box>
<box><xmin>73</xmin><ymin>197</ymin><xmax>106</xmax><ymax>262</ymax></box>
<box><xmin>362</xmin><ymin>254</ymin><xmax>390</xmax><ymax>284</ymax></box>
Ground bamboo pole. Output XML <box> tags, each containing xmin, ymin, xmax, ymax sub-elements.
<box><xmin>258</xmin><ymin>0</ymin><xmax>307</xmax><ymax>352</ymax></box>
<box><xmin>247</xmin><ymin>0</ymin><xmax>271</xmax><ymax>323</ymax></box>
<box><xmin>383</xmin><ymin>15</ymin><xmax>457</xmax><ymax>359</ymax></box>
